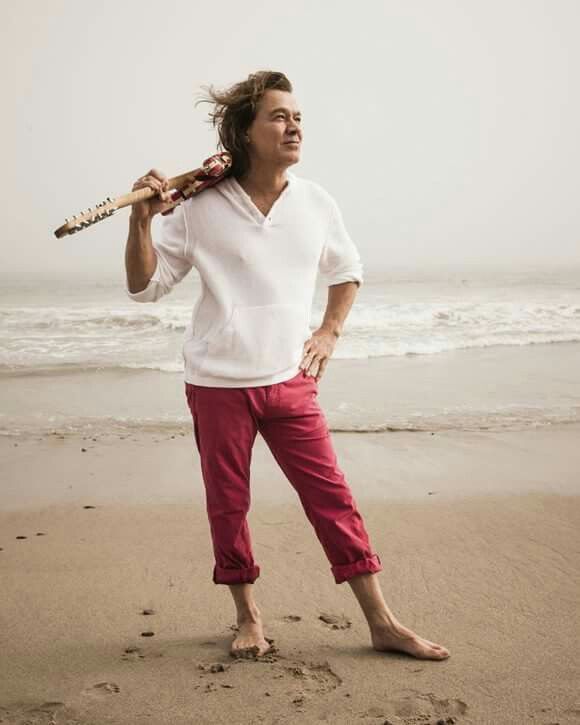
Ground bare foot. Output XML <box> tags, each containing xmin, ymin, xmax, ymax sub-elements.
<box><xmin>230</xmin><ymin>612</ymin><xmax>273</xmax><ymax>659</ymax></box>
<box><xmin>371</xmin><ymin>619</ymin><xmax>450</xmax><ymax>660</ymax></box>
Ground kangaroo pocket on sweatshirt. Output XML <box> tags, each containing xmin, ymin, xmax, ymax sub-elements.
<box><xmin>196</xmin><ymin>302</ymin><xmax>310</xmax><ymax>380</ymax></box>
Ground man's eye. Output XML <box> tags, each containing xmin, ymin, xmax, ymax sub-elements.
<box><xmin>275</xmin><ymin>114</ymin><xmax>302</xmax><ymax>122</ymax></box>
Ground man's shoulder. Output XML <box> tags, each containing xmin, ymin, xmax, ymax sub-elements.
<box><xmin>289</xmin><ymin>172</ymin><xmax>337</xmax><ymax>210</ymax></box>
<box><xmin>180</xmin><ymin>177</ymin><xmax>232</xmax><ymax>214</ymax></box>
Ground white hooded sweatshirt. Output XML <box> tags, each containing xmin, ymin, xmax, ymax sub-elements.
<box><xmin>126</xmin><ymin>170</ymin><xmax>363</xmax><ymax>387</ymax></box>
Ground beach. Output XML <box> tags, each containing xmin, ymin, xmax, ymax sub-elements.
<box><xmin>1</xmin><ymin>271</ymin><xmax>580</xmax><ymax>723</ymax></box>
<box><xmin>5</xmin><ymin>0</ymin><xmax>580</xmax><ymax>716</ymax></box>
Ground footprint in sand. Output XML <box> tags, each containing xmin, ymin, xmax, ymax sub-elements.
<box><xmin>0</xmin><ymin>702</ymin><xmax>68</xmax><ymax>725</ymax></box>
<box><xmin>121</xmin><ymin>644</ymin><xmax>164</xmax><ymax>661</ymax></box>
<box><xmin>230</xmin><ymin>653</ymin><xmax>342</xmax><ymax>705</ymax></box>
<box><xmin>81</xmin><ymin>681</ymin><xmax>120</xmax><ymax>699</ymax></box>
<box><xmin>282</xmin><ymin>614</ymin><xmax>302</xmax><ymax>623</ymax></box>
<box><xmin>375</xmin><ymin>689</ymin><xmax>468</xmax><ymax>724</ymax></box>
<box><xmin>318</xmin><ymin>612</ymin><xmax>352</xmax><ymax>630</ymax></box>
<box><xmin>283</xmin><ymin>660</ymin><xmax>342</xmax><ymax>696</ymax></box>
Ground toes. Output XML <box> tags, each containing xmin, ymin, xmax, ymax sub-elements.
<box><xmin>231</xmin><ymin>644</ymin><xmax>259</xmax><ymax>659</ymax></box>
<box><xmin>246</xmin><ymin>646</ymin><xmax>261</xmax><ymax>658</ymax></box>
<box><xmin>409</xmin><ymin>635</ymin><xmax>449</xmax><ymax>659</ymax></box>
<box><xmin>418</xmin><ymin>637</ymin><xmax>448</xmax><ymax>654</ymax></box>
<box><xmin>431</xmin><ymin>644</ymin><xmax>450</xmax><ymax>658</ymax></box>
<box><xmin>434</xmin><ymin>645</ymin><xmax>450</xmax><ymax>656</ymax></box>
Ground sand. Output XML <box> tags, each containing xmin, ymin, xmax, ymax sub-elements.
<box><xmin>1</xmin><ymin>424</ymin><xmax>580</xmax><ymax>724</ymax></box>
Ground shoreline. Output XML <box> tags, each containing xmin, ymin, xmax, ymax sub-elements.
<box><xmin>2</xmin><ymin>340</ymin><xmax>580</xmax><ymax>438</ymax></box>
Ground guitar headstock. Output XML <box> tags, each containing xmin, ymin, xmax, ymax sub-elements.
<box><xmin>54</xmin><ymin>197</ymin><xmax>117</xmax><ymax>238</ymax></box>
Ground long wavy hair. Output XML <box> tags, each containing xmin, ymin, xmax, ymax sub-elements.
<box><xmin>194</xmin><ymin>71</ymin><xmax>293</xmax><ymax>179</ymax></box>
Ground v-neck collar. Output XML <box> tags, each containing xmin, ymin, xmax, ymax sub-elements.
<box><xmin>228</xmin><ymin>172</ymin><xmax>294</xmax><ymax>227</ymax></box>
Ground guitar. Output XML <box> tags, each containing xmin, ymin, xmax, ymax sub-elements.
<box><xmin>53</xmin><ymin>151</ymin><xmax>233</xmax><ymax>238</ymax></box>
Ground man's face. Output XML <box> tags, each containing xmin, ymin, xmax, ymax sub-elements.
<box><xmin>246</xmin><ymin>89</ymin><xmax>303</xmax><ymax>168</ymax></box>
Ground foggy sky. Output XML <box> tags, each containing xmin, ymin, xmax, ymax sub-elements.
<box><xmin>2</xmin><ymin>0</ymin><xmax>579</xmax><ymax>283</ymax></box>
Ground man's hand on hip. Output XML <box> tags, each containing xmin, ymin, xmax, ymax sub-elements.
<box><xmin>299</xmin><ymin>328</ymin><xmax>338</xmax><ymax>382</ymax></box>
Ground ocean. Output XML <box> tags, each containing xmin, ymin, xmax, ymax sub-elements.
<box><xmin>1</xmin><ymin>263</ymin><xmax>580</xmax><ymax>436</ymax></box>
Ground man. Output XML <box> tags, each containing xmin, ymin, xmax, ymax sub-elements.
<box><xmin>125</xmin><ymin>71</ymin><xmax>449</xmax><ymax>661</ymax></box>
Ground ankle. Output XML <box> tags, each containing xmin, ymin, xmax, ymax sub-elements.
<box><xmin>236</xmin><ymin>605</ymin><xmax>261</xmax><ymax>624</ymax></box>
<box><xmin>367</xmin><ymin>609</ymin><xmax>400</xmax><ymax>632</ymax></box>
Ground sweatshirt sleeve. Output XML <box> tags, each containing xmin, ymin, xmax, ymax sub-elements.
<box><xmin>318</xmin><ymin>197</ymin><xmax>364</xmax><ymax>288</ymax></box>
<box><xmin>125</xmin><ymin>202</ymin><xmax>194</xmax><ymax>303</ymax></box>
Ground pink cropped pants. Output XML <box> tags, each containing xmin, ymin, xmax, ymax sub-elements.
<box><xmin>184</xmin><ymin>369</ymin><xmax>382</xmax><ymax>585</ymax></box>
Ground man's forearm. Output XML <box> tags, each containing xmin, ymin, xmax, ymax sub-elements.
<box><xmin>319</xmin><ymin>281</ymin><xmax>359</xmax><ymax>338</ymax></box>
<box><xmin>125</xmin><ymin>213</ymin><xmax>157</xmax><ymax>294</ymax></box>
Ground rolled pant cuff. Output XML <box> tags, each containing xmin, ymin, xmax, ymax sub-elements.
<box><xmin>331</xmin><ymin>554</ymin><xmax>382</xmax><ymax>584</ymax></box>
<box><xmin>213</xmin><ymin>564</ymin><xmax>261</xmax><ymax>585</ymax></box>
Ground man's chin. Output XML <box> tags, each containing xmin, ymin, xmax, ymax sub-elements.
<box><xmin>280</xmin><ymin>154</ymin><xmax>300</xmax><ymax>168</ymax></box>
